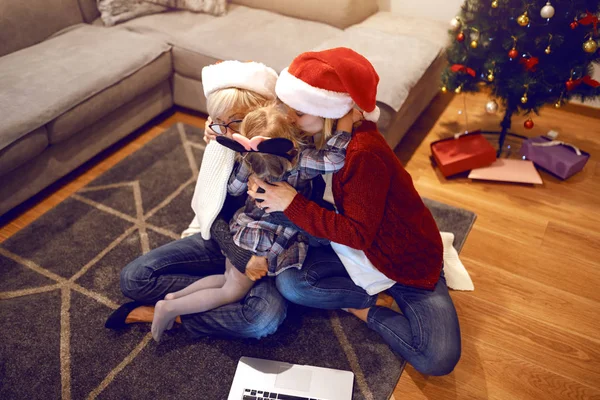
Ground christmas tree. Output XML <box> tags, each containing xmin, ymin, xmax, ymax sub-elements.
<box><xmin>442</xmin><ymin>0</ymin><xmax>600</xmax><ymax>154</ymax></box>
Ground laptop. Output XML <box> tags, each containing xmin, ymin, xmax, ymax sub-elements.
<box><xmin>228</xmin><ymin>357</ymin><xmax>354</xmax><ymax>400</ymax></box>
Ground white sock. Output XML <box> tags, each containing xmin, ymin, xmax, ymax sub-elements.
<box><xmin>441</xmin><ymin>232</ymin><xmax>474</xmax><ymax>291</ymax></box>
<box><xmin>185</xmin><ymin>141</ymin><xmax>235</xmax><ymax>240</ymax></box>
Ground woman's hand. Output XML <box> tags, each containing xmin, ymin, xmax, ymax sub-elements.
<box><xmin>248</xmin><ymin>176</ymin><xmax>298</xmax><ymax>213</ymax></box>
<box><xmin>204</xmin><ymin>117</ymin><xmax>218</xmax><ymax>143</ymax></box>
<box><xmin>245</xmin><ymin>255</ymin><xmax>268</xmax><ymax>281</ymax></box>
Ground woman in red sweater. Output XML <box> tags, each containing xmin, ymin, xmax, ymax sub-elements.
<box><xmin>249</xmin><ymin>48</ymin><xmax>461</xmax><ymax>376</ymax></box>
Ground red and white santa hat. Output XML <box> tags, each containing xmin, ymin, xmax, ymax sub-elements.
<box><xmin>275</xmin><ymin>47</ymin><xmax>380</xmax><ymax>122</ymax></box>
<box><xmin>202</xmin><ymin>60</ymin><xmax>278</xmax><ymax>100</ymax></box>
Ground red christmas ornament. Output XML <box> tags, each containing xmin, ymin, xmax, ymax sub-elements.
<box><xmin>457</xmin><ymin>32</ymin><xmax>465</xmax><ymax>42</ymax></box>
<box><xmin>570</xmin><ymin>21</ymin><xmax>579</xmax><ymax>29</ymax></box>
<box><xmin>524</xmin><ymin>119</ymin><xmax>534</xmax><ymax>129</ymax></box>
<box><xmin>508</xmin><ymin>48</ymin><xmax>519</xmax><ymax>59</ymax></box>
<box><xmin>580</xmin><ymin>11</ymin><xmax>599</xmax><ymax>35</ymax></box>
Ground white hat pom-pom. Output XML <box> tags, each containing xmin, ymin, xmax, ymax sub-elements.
<box><xmin>363</xmin><ymin>106</ymin><xmax>380</xmax><ymax>122</ymax></box>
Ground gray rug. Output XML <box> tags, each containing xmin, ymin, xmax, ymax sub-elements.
<box><xmin>0</xmin><ymin>123</ymin><xmax>476</xmax><ymax>400</ymax></box>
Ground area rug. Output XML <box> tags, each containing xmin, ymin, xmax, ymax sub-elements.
<box><xmin>0</xmin><ymin>123</ymin><xmax>476</xmax><ymax>400</ymax></box>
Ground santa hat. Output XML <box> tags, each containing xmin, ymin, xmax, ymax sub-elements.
<box><xmin>202</xmin><ymin>60</ymin><xmax>278</xmax><ymax>100</ymax></box>
<box><xmin>275</xmin><ymin>47</ymin><xmax>380</xmax><ymax>122</ymax></box>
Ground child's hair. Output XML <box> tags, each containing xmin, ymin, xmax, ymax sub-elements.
<box><xmin>207</xmin><ymin>87</ymin><xmax>271</xmax><ymax>120</ymax></box>
<box><xmin>312</xmin><ymin>118</ymin><xmax>335</xmax><ymax>150</ymax></box>
<box><xmin>240</xmin><ymin>102</ymin><xmax>304</xmax><ymax>181</ymax></box>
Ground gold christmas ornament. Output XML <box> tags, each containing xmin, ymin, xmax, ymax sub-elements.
<box><xmin>491</xmin><ymin>0</ymin><xmax>499</xmax><ymax>8</ymax></box>
<box><xmin>521</xmin><ymin>94</ymin><xmax>528</xmax><ymax>104</ymax></box>
<box><xmin>487</xmin><ymin>72</ymin><xmax>495</xmax><ymax>82</ymax></box>
<box><xmin>441</xmin><ymin>86</ymin><xmax>448</xmax><ymax>93</ymax></box>
<box><xmin>471</xmin><ymin>40</ymin><xmax>479</xmax><ymax>48</ymax></box>
<box><xmin>455</xmin><ymin>86</ymin><xmax>462</xmax><ymax>94</ymax></box>
<box><xmin>517</xmin><ymin>11</ymin><xmax>530</xmax><ymax>26</ymax></box>
<box><xmin>583</xmin><ymin>38</ymin><xmax>598</xmax><ymax>53</ymax></box>
<box><xmin>554</xmin><ymin>101</ymin><xmax>561</xmax><ymax>108</ymax></box>
<box><xmin>545</xmin><ymin>46</ymin><xmax>552</xmax><ymax>54</ymax></box>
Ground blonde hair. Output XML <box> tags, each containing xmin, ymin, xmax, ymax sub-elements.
<box><xmin>241</xmin><ymin>102</ymin><xmax>304</xmax><ymax>181</ymax></box>
<box><xmin>206</xmin><ymin>87</ymin><xmax>271</xmax><ymax>120</ymax></box>
<box><xmin>311</xmin><ymin>118</ymin><xmax>335</xmax><ymax>150</ymax></box>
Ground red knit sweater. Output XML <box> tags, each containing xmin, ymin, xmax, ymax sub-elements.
<box><xmin>285</xmin><ymin>121</ymin><xmax>443</xmax><ymax>290</ymax></box>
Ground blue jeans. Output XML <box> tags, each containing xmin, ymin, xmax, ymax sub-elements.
<box><xmin>276</xmin><ymin>245</ymin><xmax>461</xmax><ymax>376</ymax></box>
<box><xmin>120</xmin><ymin>234</ymin><xmax>287</xmax><ymax>339</ymax></box>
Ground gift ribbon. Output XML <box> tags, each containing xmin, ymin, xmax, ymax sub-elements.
<box><xmin>580</xmin><ymin>11</ymin><xmax>599</xmax><ymax>36</ymax></box>
<box><xmin>520</xmin><ymin>56</ymin><xmax>539</xmax><ymax>72</ymax></box>
<box><xmin>566</xmin><ymin>75</ymin><xmax>600</xmax><ymax>91</ymax></box>
<box><xmin>531</xmin><ymin>140</ymin><xmax>582</xmax><ymax>156</ymax></box>
<box><xmin>450</xmin><ymin>64</ymin><xmax>476</xmax><ymax>77</ymax></box>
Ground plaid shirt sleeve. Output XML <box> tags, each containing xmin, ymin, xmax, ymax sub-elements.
<box><xmin>228</xmin><ymin>161</ymin><xmax>252</xmax><ymax>196</ymax></box>
<box><xmin>297</xmin><ymin>130</ymin><xmax>351</xmax><ymax>180</ymax></box>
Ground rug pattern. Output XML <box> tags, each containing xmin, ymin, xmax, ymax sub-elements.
<box><xmin>0</xmin><ymin>123</ymin><xmax>476</xmax><ymax>400</ymax></box>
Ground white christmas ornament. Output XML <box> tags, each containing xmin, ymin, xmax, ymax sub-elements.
<box><xmin>450</xmin><ymin>17</ymin><xmax>461</xmax><ymax>31</ymax></box>
<box><xmin>486</xmin><ymin>100</ymin><xmax>499</xmax><ymax>114</ymax></box>
<box><xmin>540</xmin><ymin>2</ymin><xmax>555</xmax><ymax>19</ymax></box>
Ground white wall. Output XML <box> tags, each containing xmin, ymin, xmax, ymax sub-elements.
<box><xmin>377</xmin><ymin>0</ymin><xmax>600</xmax><ymax>109</ymax></box>
<box><xmin>377</xmin><ymin>0</ymin><xmax>464</xmax><ymax>22</ymax></box>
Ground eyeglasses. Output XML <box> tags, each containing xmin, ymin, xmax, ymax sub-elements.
<box><xmin>208</xmin><ymin>119</ymin><xmax>243</xmax><ymax>135</ymax></box>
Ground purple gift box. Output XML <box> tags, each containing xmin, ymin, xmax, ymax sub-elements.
<box><xmin>520</xmin><ymin>136</ymin><xmax>590</xmax><ymax>180</ymax></box>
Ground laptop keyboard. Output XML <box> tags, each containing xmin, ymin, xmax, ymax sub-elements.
<box><xmin>242</xmin><ymin>388</ymin><xmax>325</xmax><ymax>400</ymax></box>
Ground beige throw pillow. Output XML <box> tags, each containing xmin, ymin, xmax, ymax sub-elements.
<box><xmin>97</xmin><ymin>0</ymin><xmax>167</xmax><ymax>26</ymax></box>
<box><xmin>143</xmin><ymin>0</ymin><xmax>227</xmax><ymax>15</ymax></box>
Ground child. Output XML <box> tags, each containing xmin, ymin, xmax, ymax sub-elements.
<box><xmin>150</xmin><ymin>103</ymin><xmax>356</xmax><ymax>342</ymax></box>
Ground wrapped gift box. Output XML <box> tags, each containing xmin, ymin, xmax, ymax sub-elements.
<box><xmin>520</xmin><ymin>136</ymin><xmax>590</xmax><ymax>180</ymax></box>
<box><xmin>431</xmin><ymin>131</ymin><xmax>497</xmax><ymax>177</ymax></box>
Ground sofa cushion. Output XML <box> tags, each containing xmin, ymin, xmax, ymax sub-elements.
<box><xmin>0</xmin><ymin>127</ymin><xmax>49</xmax><ymax>178</ymax></box>
<box><xmin>313</xmin><ymin>26</ymin><xmax>443</xmax><ymax>112</ymax></box>
<box><xmin>47</xmin><ymin>52</ymin><xmax>172</xmax><ymax>144</ymax></box>
<box><xmin>0</xmin><ymin>0</ymin><xmax>83</xmax><ymax>57</ymax></box>
<box><xmin>0</xmin><ymin>25</ymin><xmax>171</xmax><ymax>152</ymax></box>
<box><xmin>175</xmin><ymin>5</ymin><xmax>342</xmax><ymax>74</ymax></box>
<box><xmin>231</xmin><ymin>0</ymin><xmax>378</xmax><ymax>29</ymax></box>
<box><xmin>353</xmin><ymin>11</ymin><xmax>449</xmax><ymax>48</ymax></box>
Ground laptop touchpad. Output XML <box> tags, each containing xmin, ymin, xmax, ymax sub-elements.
<box><xmin>275</xmin><ymin>366</ymin><xmax>312</xmax><ymax>392</ymax></box>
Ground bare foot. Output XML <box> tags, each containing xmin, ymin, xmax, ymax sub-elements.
<box><xmin>125</xmin><ymin>305</ymin><xmax>181</xmax><ymax>324</ymax></box>
<box><xmin>376</xmin><ymin>292</ymin><xmax>395</xmax><ymax>309</ymax></box>
<box><xmin>165</xmin><ymin>293</ymin><xmax>176</xmax><ymax>300</ymax></box>
<box><xmin>347</xmin><ymin>307</ymin><xmax>369</xmax><ymax>323</ymax></box>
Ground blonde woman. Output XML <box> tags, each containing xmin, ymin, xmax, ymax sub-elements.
<box><xmin>106</xmin><ymin>61</ymin><xmax>287</xmax><ymax>340</ymax></box>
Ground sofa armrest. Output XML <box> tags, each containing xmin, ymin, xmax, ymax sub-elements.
<box><xmin>231</xmin><ymin>0</ymin><xmax>378</xmax><ymax>29</ymax></box>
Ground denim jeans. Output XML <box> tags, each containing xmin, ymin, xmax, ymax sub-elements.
<box><xmin>120</xmin><ymin>233</ymin><xmax>287</xmax><ymax>339</ymax></box>
<box><xmin>276</xmin><ymin>245</ymin><xmax>461</xmax><ymax>376</ymax></box>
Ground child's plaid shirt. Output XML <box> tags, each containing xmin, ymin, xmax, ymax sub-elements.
<box><xmin>228</xmin><ymin>130</ymin><xmax>351</xmax><ymax>275</ymax></box>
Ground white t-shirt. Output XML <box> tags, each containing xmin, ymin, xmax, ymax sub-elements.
<box><xmin>322</xmin><ymin>174</ymin><xmax>396</xmax><ymax>295</ymax></box>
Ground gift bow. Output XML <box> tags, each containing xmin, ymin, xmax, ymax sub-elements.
<box><xmin>566</xmin><ymin>75</ymin><xmax>600</xmax><ymax>91</ymax></box>
<box><xmin>450</xmin><ymin>64</ymin><xmax>476</xmax><ymax>77</ymax></box>
<box><xmin>520</xmin><ymin>56</ymin><xmax>539</xmax><ymax>72</ymax></box>
<box><xmin>580</xmin><ymin>11</ymin><xmax>599</xmax><ymax>35</ymax></box>
<box><xmin>532</xmin><ymin>140</ymin><xmax>582</xmax><ymax>156</ymax></box>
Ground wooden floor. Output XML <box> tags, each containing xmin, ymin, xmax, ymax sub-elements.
<box><xmin>1</xmin><ymin>93</ymin><xmax>599</xmax><ymax>400</ymax></box>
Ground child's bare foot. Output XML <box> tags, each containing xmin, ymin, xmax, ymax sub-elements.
<box><xmin>376</xmin><ymin>292</ymin><xmax>395</xmax><ymax>309</ymax></box>
<box><xmin>151</xmin><ymin>300</ymin><xmax>178</xmax><ymax>342</ymax></box>
<box><xmin>347</xmin><ymin>307</ymin><xmax>369</xmax><ymax>323</ymax></box>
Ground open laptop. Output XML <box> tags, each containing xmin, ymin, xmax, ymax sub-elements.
<box><xmin>228</xmin><ymin>357</ymin><xmax>354</xmax><ymax>400</ymax></box>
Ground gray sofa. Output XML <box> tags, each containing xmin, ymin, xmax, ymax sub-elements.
<box><xmin>0</xmin><ymin>0</ymin><xmax>449</xmax><ymax>216</ymax></box>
